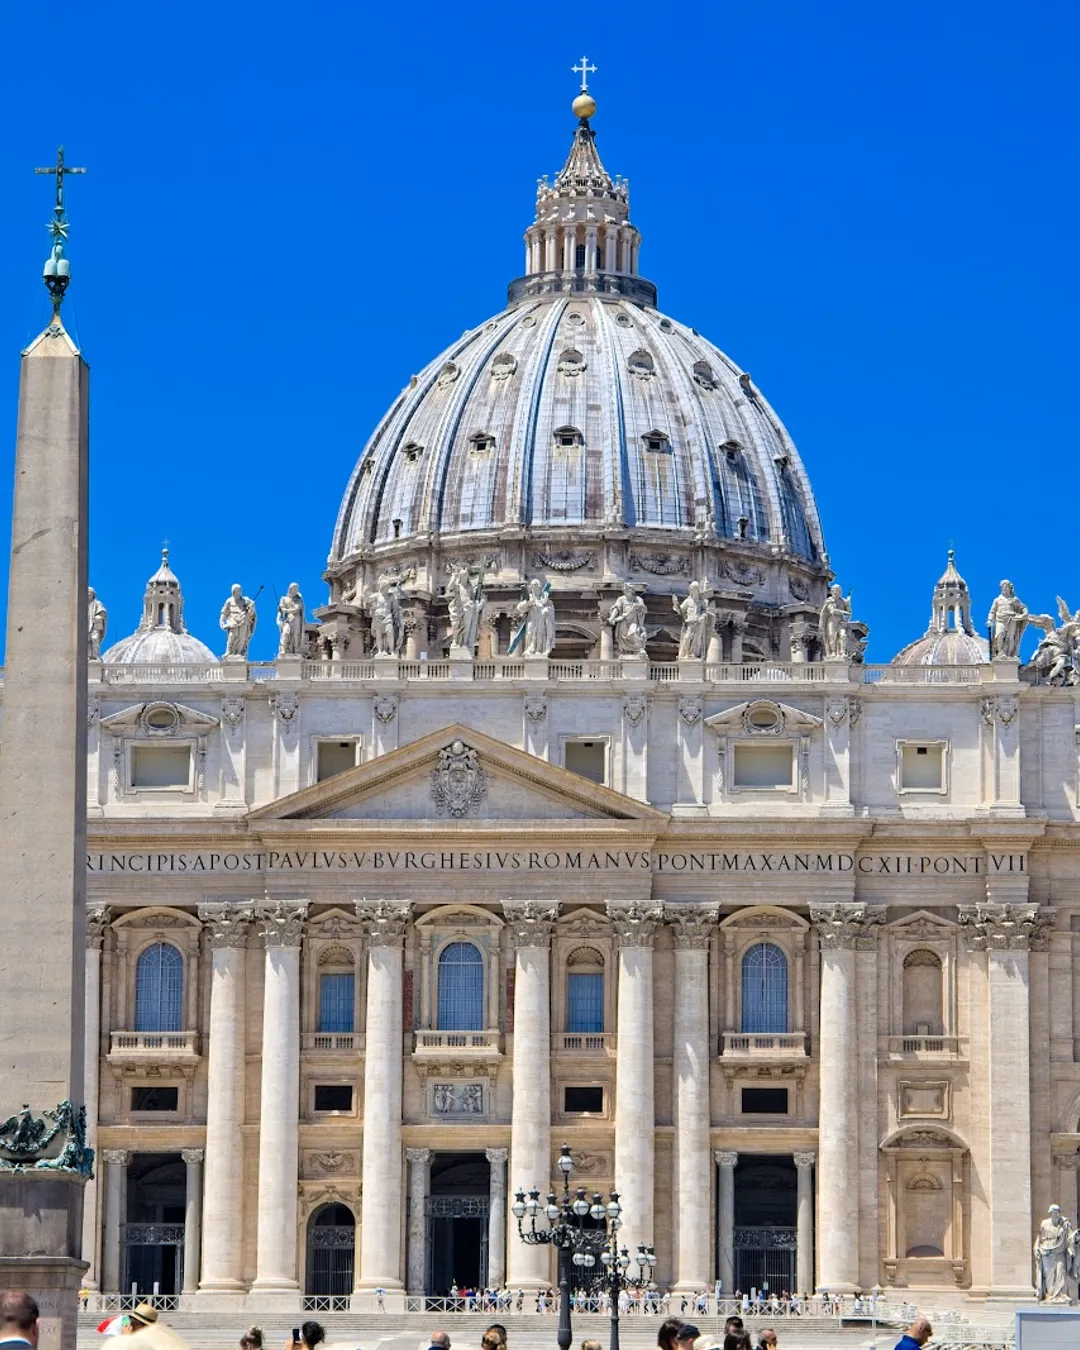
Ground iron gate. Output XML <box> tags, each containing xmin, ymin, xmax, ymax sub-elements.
<box><xmin>122</xmin><ymin>1223</ymin><xmax>184</xmax><ymax>1295</ymax></box>
<box><xmin>306</xmin><ymin>1224</ymin><xmax>355</xmax><ymax>1301</ymax></box>
<box><xmin>733</xmin><ymin>1227</ymin><xmax>797</xmax><ymax>1293</ymax></box>
<box><xmin>424</xmin><ymin>1195</ymin><xmax>489</xmax><ymax>1293</ymax></box>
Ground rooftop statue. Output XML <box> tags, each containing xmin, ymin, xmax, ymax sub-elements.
<box><xmin>369</xmin><ymin>579</ymin><xmax>405</xmax><ymax>656</ymax></box>
<box><xmin>608</xmin><ymin>583</ymin><xmax>647</xmax><ymax>657</ymax></box>
<box><xmin>446</xmin><ymin>562</ymin><xmax>487</xmax><ymax>654</ymax></box>
<box><xmin>220</xmin><ymin>584</ymin><xmax>257</xmax><ymax>660</ymax></box>
<box><xmin>820</xmin><ymin>584</ymin><xmax>852</xmax><ymax>660</ymax></box>
<box><xmin>987</xmin><ymin>579</ymin><xmax>1028</xmax><ymax>660</ymax></box>
<box><xmin>276</xmin><ymin>583</ymin><xmax>305</xmax><ymax>657</ymax></box>
<box><xmin>87</xmin><ymin>586</ymin><xmax>107</xmax><ymax>660</ymax></box>
<box><xmin>513</xmin><ymin>579</ymin><xmax>556</xmax><ymax>657</ymax></box>
<box><xmin>1029</xmin><ymin>598</ymin><xmax>1080</xmax><ymax>686</ymax></box>
<box><xmin>1034</xmin><ymin>1204</ymin><xmax>1074</xmax><ymax>1302</ymax></box>
<box><xmin>673</xmin><ymin>580</ymin><xmax>712</xmax><ymax>660</ymax></box>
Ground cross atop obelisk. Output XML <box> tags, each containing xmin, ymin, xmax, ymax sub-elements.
<box><xmin>34</xmin><ymin>146</ymin><xmax>86</xmax><ymax>314</ymax></box>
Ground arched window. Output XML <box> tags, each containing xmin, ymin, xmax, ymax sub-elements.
<box><xmin>134</xmin><ymin>942</ymin><xmax>184</xmax><ymax>1032</ymax></box>
<box><xmin>437</xmin><ymin>941</ymin><xmax>484</xmax><ymax>1031</ymax></box>
<box><xmin>902</xmin><ymin>949</ymin><xmax>943</xmax><ymax>1035</ymax></box>
<box><xmin>740</xmin><ymin>942</ymin><xmax>788</xmax><ymax>1034</ymax></box>
<box><xmin>566</xmin><ymin>948</ymin><xmax>604</xmax><ymax>1033</ymax></box>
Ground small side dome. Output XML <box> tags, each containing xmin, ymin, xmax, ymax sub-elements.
<box><xmin>102</xmin><ymin>549</ymin><xmax>217</xmax><ymax>665</ymax></box>
<box><xmin>892</xmin><ymin>550</ymin><xmax>990</xmax><ymax>665</ymax></box>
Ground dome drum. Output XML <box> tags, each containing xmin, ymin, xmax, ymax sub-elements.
<box><xmin>506</xmin><ymin>269</ymin><xmax>658</xmax><ymax>307</ymax></box>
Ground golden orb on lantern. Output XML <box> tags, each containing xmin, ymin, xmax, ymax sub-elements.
<box><xmin>572</xmin><ymin>92</ymin><xmax>597</xmax><ymax>120</ymax></box>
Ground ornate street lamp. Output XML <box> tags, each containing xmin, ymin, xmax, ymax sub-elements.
<box><xmin>513</xmin><ymin>1144</ymin><xmax>654</xmax><ymax>1350</ymax></box>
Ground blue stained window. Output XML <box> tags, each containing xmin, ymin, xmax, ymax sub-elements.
<box><xmin>319</xmin><ymin>973</ymin><xmax>355</xmax><ymax>1033</ymax></box>
<box><xmin>567</xmin><ymin>973</ymin><xmax>604</xmax><ymax>1033</ymax></box>
<box><xmin>740</xmin><ymin>942</ymin><xmax>788</xmax><ymax>1033</ymax></box>
<box><xmin>134</xmin><ymin>942</ymin><xmax>183</xmax><ymax>1032</ymax></box>
<box><xmin>437</xmin><ymin>941</ymin><xmax>484</xmax><ymax>1031</ymax></box>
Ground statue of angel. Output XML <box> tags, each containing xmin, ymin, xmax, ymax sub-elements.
<box><xmin>1028</xmin><ymin>597</ymin><xmax>1080</xmax><ymax>685</ymax></box>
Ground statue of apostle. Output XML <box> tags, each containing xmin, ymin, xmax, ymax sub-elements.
<box><xmin>369</xmin><ymin>580</ymin><xmax>405</xmax><ymax>656</ymax></box>
<box><xmin>608</xmin><ymin>583</ymin><xmax>647</xmax><ymax>656</ymax></box>
<box><xmin>1034</xmin><ymin>1204</ymin><xmax>1074</xmax><ymax>1302</ymax></box>
<box><xmin>446</xmin><ymin>562</ymin><xmax>485</xmax><ymax>653</ymax></box>
<box><xmin>988</xmin><ymin>579</ymin><xmax>1029</xmax><ymax>660</ymax></box>
<box><xmin>87</xmin><ymin>586</ymin><xmax>107</xmax><ymax>661</ymax></box>
<box><xmin>220</xmin><ymin>584</ymin><xmax>257</xmax><ymax>660</ymax></box>
<box><xmin>673</xmin><ymin>580</ymin><xmax>712</xmax><ymax>660</ymax></box>
<box><xmin>514</xmin><ymin>579</ymin><xmax>556</xmax><ymax>657</ymax></box>
<box><xmin>276</xmin><ymin>583</ymin><xmax>305</xmax><ymax>656</ymax></box>
<box><xmin>819</xmin><ymin>584</ymin><xmax>852</xmax><ymax>660</ymax></box>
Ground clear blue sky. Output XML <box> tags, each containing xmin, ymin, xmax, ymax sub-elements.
<box><xmin>0</xmin><ymin>0</ymin><xmax>1076</xmax><ymax>662</ymax></box>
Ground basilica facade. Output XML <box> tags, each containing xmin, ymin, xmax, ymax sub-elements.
<box><xmin>70</xmin><ymin>86</ymin><xmax>1080</xmax><ymax>1313</ymax></box>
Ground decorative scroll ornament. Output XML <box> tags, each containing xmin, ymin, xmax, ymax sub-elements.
<box><xmin>957</xmin><ymin>903</ymin><xmax>1054</xmax><ymax>952</ymax></box>
<box><xmin>502</xmin><ymin>899</ymin><xmax>559</xmax><ymax>947</ymax></box>
<box><xmin>355</xmin><ymin>899</ymin><xmax>413</xmax><ymax>946</ymax></box>
<box><xmin>86</xmin><ymin>905</ymin><xmax>112</xmax><ymax>949</ymax></box>
<box><xmin>809</xmin><ymin>902</ymin><xmax>886</xmax><ymax>950</ymax></box>
<box><xmin>679</xmin><ymin>698</ymin><xmax>703</xmax><ymax>727</ymax></box>
<box><xmin>665</xmin><ymin>902</ymin><xmax>719</xmax><ymax>949</ymax></box>
<box><xmin>623</xmin><ymin>695</ymin><xmax>647</xmax><ymax>726</ymax></box>
<box><xmin>199</xmin><ymin>902</ymin><xmax>255</xmax><ymax>949</ymax></box>
<box><xmin>309</xmin><ymin>1150</ymin><xmax>355</xmax><ymax>1174</ymax></box>
<box><xmin>272</xmin><ymin>691</ymin><xmax>300</xmax><ymax>727</ymax></box>
<box><xmin>256</xmin><ymin>900</ymin><xmax>309</xmax><ymax>948</ymax></box>
<box><xmin>524</xmin><ymin>697</ymin><xmax>548</xmax><ymax>723</ymax></box>
<box><xmin>606</xmin><ymin>899</ymin><xmax>664</xmax><ymax>947</ymax></box>
<box><xmin>533</xmin><ymin>550</ymin><xmax>596</xmax><ymax>572</ymax></box>
<box><xmin>631</xmin><ymin>552</ymin><xmax>688</xmax><ymax>576</ymax></box>
<box><xmin>720</xmin><ymin>560</ymin><xmax>766</xmax><ymax>587</ymax></box>
<box><xmin>0</xmin><ymin>1100</ymin><xmax>93</xmax><ymax>1176</ymax></box>
<box><xmin>431</xmin><ymin>739</ymin><xmax>488</xmax><ymax>817</ymax></box>
<box><xmin>221</xmin><ymin>696</ymin><xmax>245</xmax><ymax>734</ymax></box>
<box><xmin>373</xmin><ymin>694</ymin><xmax>398</xmax><ymax>724</ymax></box>
<box><xmin>788</xmin><ymin>576</ymin><xmax>812</xmax><ymax>602</ymax></box>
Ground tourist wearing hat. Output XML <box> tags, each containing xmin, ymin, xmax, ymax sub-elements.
<box><xmin>121</xmin><ymin>1306</ymin><xmax>158</xmax><ymax>1335</ymax></box>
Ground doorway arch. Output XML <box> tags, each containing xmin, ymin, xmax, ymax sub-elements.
<box><xmin>305</xmin><ymin>1203</ymin><xmax>355</xmax><ymax>1305</ymax></box>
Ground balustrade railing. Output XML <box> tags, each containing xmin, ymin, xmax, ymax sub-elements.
<box><xmin>721</xmin><ymin>1030</ymin><xmax>807</xmax><ymax>1056</ymax></box>
<box><xmin>861</xmin><ymin>663</ymin><xmax>983</xmax><ymax>684</ymax></box>
<box><xmin>885</xmin><ymin>1033</ymin><xmax>961</xmax><ymax>1055</ymax></box>
<box><xmin>302</xmin><ymin>1031</ymin><xmax>360</xmax><ymax>1052</ymax></box>
<box><xmin>554</xmin><ymin>1031</ymin><xmax>616</xmax><ymax>1053</ymax></box>
<box><xmin>413</xmin><ymin>1029</ymin><xmax>501</xmax><ymax>1052</ymax></box>
<box><xmin>705</xmin><ymin>662</ymin><xmax>827</xmax><ymax>682</ymax></box>
<box><xmin>109</xmin><ymin>1030</ymin><xmax>199</xmax><ymax>1057</ymax></box>
<box><xmin>99</xmin><ymin>663</ymin><xmax>223</xmax><ymax>684</ymax></box>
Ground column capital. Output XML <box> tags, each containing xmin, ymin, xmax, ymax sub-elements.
<box><xmin>810</xmin><ymin>902</ymin><xmax>886</xmax><ymax>950</ymax></box>
<box><xmin>793</xmin><ymin>1151</ymin><xmax>816</xmax><ymax>1169</ymax></box>
<box><xmin>181</xmin><ymin>1148</ymin><xmax>205</xmax><ymax>1165</ymax></box>
<box><xmin>485</xmin><ymin>1146</ymin><xmax>509</xmax><ymax>1166</ymax></box>
<box><xmin>714</xmin><ymin>1150</ymin><xmax>739</xmax><ymax>1168</ymax></box>
<box><xmin>255</xmin><ymin>899</ymin><xmax>309</xmax><ymax>947</ymax></box>
<box><xmin>665</xmin><ymin>902</ymin><xmax>719</xmax><ymax>949</ymax></box>
<box><xmin>102</xmin><ymin>1148</ymin><xmax>133</xmax><ymax>1166</ymax></box>
<box><xmin>405</xmin><ymin>1147</ymin><xmax>432</xmax><ymax>1165</ymax></box>
<box><xmin>502</xmin><ymin>898</ymin><xmax>558</xmax><ymax>947</ymax></box>
<box><xmin>356</xmin><ymin>898</ymin><xmax>413</xmax><ymax>946</ymax></box>
<box><xmin>606</xmin><ymin>899</ymin><xmax>664</xmax><ymax>948</ymax></box>
<box><xmin>958</xmin><ymin>902</ymin><xmax>1055</xmax><ymax>951</ymax></box>
<box><xmin>86</xmin><ymin>904</ymin><xmax>112</xmax><ymax>949</ymax></box>
<box><xmin>199</xmin><ymin>901</ymin><xmax>256</xmax><ymax>949</ymax></box>
<box><xmin>1053</xmin><ymin>1153</ymin><xmax>1080</xmax><ymax>1171</ymax></box>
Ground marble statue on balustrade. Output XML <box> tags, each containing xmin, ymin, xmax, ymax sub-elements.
<box><xmin>608</xmin><ymin>583</ymin><xmax>648</xmax><ymax>656</ymax></box>
<box><xmin>276</xmin><ymin>583</ymin><xmax>306</xmax><ymax>656</ymax></box>
<box><xmin>514</xmin><ymin>579</ymin><xmax>555</xmax><ymax>657</ymax></box>
<box><xmin>1029</xmin><ymin>597</ymin><xmax>1080</xmax><ymax>685</ymax></box>
<box><xmin>446</xmin><ymin>561</ymin><xmax>486</xmax><ymax>653</ymax></box>
<box><xmin>673</xmin><ymin>580</ymin><xmax>712</xmax><ymax>660</ymax></box>
<box><xmin>87</xmin><ymin>586</ymin><xmax>107</xmax><ymax>660</ymax></box>
<box><xmin>1034</xmin><ymin>1204</ymin><xmax>1075</xmax><ymax>1302</ymax></box>
<box><xmin>988</xmin><ymin>579</ymin><xmax>1029</xmax><ymax>659</ymax></box>
<box><xmin>219</xmin><ymin>583</ymin><xmax>257</xmax><ymax>659</ymax></box>
<box><xmin>820</xmin><ymin>584</ymin><xmax>852</xmax><ymax>659</ymax></box>
<box><xmin>369</xmin><ymin>579</ymin><xmax>405</xmax><ymax>656</ymax></box>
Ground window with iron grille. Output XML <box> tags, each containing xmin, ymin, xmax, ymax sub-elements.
<box><xmin>134</xmin><ymin>942</ymin><xmax>184</xmax><ymax>1032</ymax></box>
<box><xmin>740</xmin><ymin>942</ymin><xmax>788</xmax><ymax>1033</ymax></box>
<box><xmin>437</xmin><ymin>941</ymin><xmax>484</xmax><ymax>1031</ymax></box>
<box><xmin>567</xmin><ymin>972</ymin><xmax>604</xmax><ymax>1033</ymax></box>
<box><xmin>319</xmin><ymin>973</ymin><xmax>355</xmax><ymax>1033</ymax></box>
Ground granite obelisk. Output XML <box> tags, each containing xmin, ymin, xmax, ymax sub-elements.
<box><xmin>0</xmin><ymin>149</ymin><xmax>90</xmax><ymax>1350</ymax></box>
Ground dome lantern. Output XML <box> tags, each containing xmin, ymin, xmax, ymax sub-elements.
<box><xmin>892</xmin><ymin>550</ymin><xmax>989</xmax><ymax>666</ymax></box>
<box><xmin>102</xmin><ymin>549</ymin><xmax>217</xmax><ymax>665</ymax></box>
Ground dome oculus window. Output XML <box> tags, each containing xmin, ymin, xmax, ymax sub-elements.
<box><xmin>491</xmin><ymin>353</ymin><xmax>517</xmax><ymax>381</ymax></box>
<box><xmin>402</xmin><ymin>442</ymin><xmax>424</xmax><ymax>463</ymax></box>
<box><xmin>627</xmin><ymin>350</ymin><xmax>655</xmax><ymax>380</ymax></box>
<box><xmin>554</xmin><ymin>426</ymin><xmax>584</xmax><ymax>451</ymax></box>
<box><xmin>469</xmin><ymin>432</ymin><xmax>495</xmax><ymax>455</ymax></box>
<box><xmin>643</xmin><ymin>431</ymin><xmax>671</xmax><ymax>454</ymax></box>
<box><xmin>693</xmin><ymin>360</ymin><xmax>717</xmax><ymax>389</ymax></box>
<box><xmin>436</xmin><ymin>361</ymin><xmax>460</xmax><ymax>389</ymax></box>
<box><xmin>557</xmin><ymin>348</ymin><xmax>587</xmax><ymax>377</ymax></box>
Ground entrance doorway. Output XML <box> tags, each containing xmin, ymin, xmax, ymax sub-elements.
<box><xmin>123</xmin><ymin>1154</ymin><xmax>185</xmax><ymax>1296</ymax></box>
<box><xmin>732</xmin><ymin>1155</ymin><xmax>797</xmax><ymax>1295</ymax></box>
<box><xmin>305</xmin><ymin>1203</ymin><xmax>355</xmax><ymax>1307</ymax></box>
<box><xmin>425</xmin><ymin>1153</ymin><xmax>489</xmax><ymax>1294</ymax></box>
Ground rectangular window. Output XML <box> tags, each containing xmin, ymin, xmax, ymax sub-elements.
<box><xmin>741</xmin><ymin>1087</ymin><xmax>788</xmax><ymax>1114</ymax></box>
<box><xmin>318</xmin><ymin>973</ymin><xmax>355</xmax><ymax>1033</ymax></box>
<box><xmin>131</xmin><ymin>1085</ymin><xmax>179</xmax><ymax>1112</ymax></box>
<box><xmin>564</xmin><ymin>739</ymin><xmax>607</xmax><ymax>785</ymax></box>
<box><xmin>567</xmin><ymin>973</ymin><xmax>604</xmax><ymax>1033</ymax></box>
<box><xmin>574</xmin><ymin>243</ymin><xmax>586</xmax><ymax>269</ymax></box>
<box><xmin>732</xmin><ymin>743</ymin><xmax>794</xmax><ymax>789</ymax></box>
<box><xmin>131</xmin><ymin>744</ymin><xmax>191</xmax><ymax>789</ymax></box>
<box><xmin>314</xmin><ymin>1084</ymin><xmax>353</xmax><ymax>1112</ymax></box>
<box><xmin>564</xmin><ymin>1085</ymin><xmax>604</xmax><ymax>1113</ymax></box>
<box><xmin>316</xmin><ymin>740</ymin><xmax>358</xmax><ymax>781</ymax></box>
<box><xmin>900</xmin><ymin>742</ymin><xmax>946</xmax><ymax>792</ymax></box>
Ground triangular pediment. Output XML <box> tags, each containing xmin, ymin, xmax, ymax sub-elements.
<box><xmin>247</xmin><ymin>723</ymin><xmax>667</xmax><ymax>824</ymax></box>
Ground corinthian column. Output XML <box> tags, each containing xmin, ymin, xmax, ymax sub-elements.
<box><xmin>503</xmin><ymin>899</ymin><xmax>558</xmax><ymax>1290</ymax></box>
<box><xmin>405</xmin><ymin>1147</ymin><xmax>431</xmax><ymax>1296</ymax></box>
<box><xmin>667</xmin><ymin>904</ymin><xmax>718</xmax><ymax>1291</ymax></box>
<box><xmin>181</xmin><ymin>1149</ymin><xmax>204</xmax><ymax>1296</ymax></box>
<box><xmin>809</xmin><ymin>903</ymin><xmax>883</xmax><ymax>1293</ymax></box>
<box><xmin>197</xmin><ymin>903</ymin><xmax>254</xmax><ymax>1300</ymax></box>
<box><xmin>101</xmin><ymin>1149</ymin><xmax>132</xmax><ymax>1294</ymax></box>
<box><xmin>251</xmin><ymin>900</ymin><xmax>308</xmax><ymax>1297</ymax></box>
<box><xmin>959</xmin><ymin>902</ymin><xmax>1052</xmax><ymax>1296</ymax></box>
<box><xmin>486</xmin><ymin>1146</ymin><xmax>509</xmax><ymax>1288</ymax></box>
<box><xmin>608</xmin><ymin>899</ymin><xmax>663</xmax><ymax>1259</ymax></box>
<box><xmin>714</xmin><ymin>1151</ymin><xmax>737</xmax><ymax>1295</ymax></box>
<box><xmin>81</xmin><ymin>906</ymin><xmax>111</xmax><ymax>1288</ymax></box>
<box><xmin>793</xmin><ymin>1151</ymin><xmax>816</xmax><ymax>1296</ymax></box>
<box><xmin>356</xmin><ymin>899</ymin><xmax>412</xmax><ymax>1302</ymax></box>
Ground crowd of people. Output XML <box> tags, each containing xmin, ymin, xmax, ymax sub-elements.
<box><xmin>426</xmin><ymin>1285</ymin><xmax>894</xmax><ymax>1319</ymax></box>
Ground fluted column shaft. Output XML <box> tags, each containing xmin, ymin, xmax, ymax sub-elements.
<box><xmin>504</xmin><ymin>900</ymin><xmax>558</xmax><ymax>1289</ymax></box>
<box><xmin>357</xmin><ymin>901</ymin><xmax>412</xmax><ymax>1293</ymax></box>
<box><xmin>252</xmin><ymin>901</ymin><xmax>308</xmax><ymax>1292</ymax></box>
<box><xmin>715</xmin><ymin>1151</ymin><xmax>737</xmax><ymax>1295</ymax></box>
<box><xmin>197</xmin><ymin>904</ymin><xmax>253</xmax><ymax>1294</ymax></box>
<box><xmin>405</xmin><ymin>1147</ymin><xmax>431</xmax><ymax>1295</ymax></box>
<box><xmin>81</xmin><ymin>908</ymin><xmax>110</xmax><ymax>1287</ymax></box>
<box><xmin>669</xmin><ymin>905</ymin><xmax>718</xmax><ymax>1291</ymax></box>
<box><xmin>811</xmin><ymin>904</ymin><xmax>882</xmax><ymax>1293</ymax></box>
<box><xmin>609</xmin><ymin>901</ymin><xmax>662</xmax><ymax>1259</ymax></box>
<box><xmin>102</xmin><ymin>1149</ymin><xmax>131</xmax><ymax>1294</ymax></box>
<box><xmin>486</xmin><ymin>1147</ymin><xmax>509</xmax><ymax>1288</ymax></box>
<box><xmin>181</xmin><ymin>1149</ymin><xmax>204</xmax><ymax>1295</ymax></box>
<box><xmin>794</xmin><ymin>1151</ymin><xmax>815</xmax><ymax>1296</ymax></box>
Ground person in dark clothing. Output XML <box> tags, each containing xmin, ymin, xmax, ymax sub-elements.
<box><xmin>659</xmin><ymin>1318</ymin><xmax>684</xmax><ymax>1350</ymax></box>
<box><xmin>894</xmin><ymin>1319</ymin><xmax>933</xmax><ymax>1350</ymax></box>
